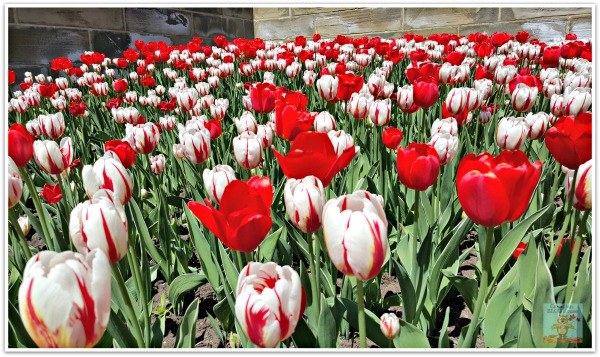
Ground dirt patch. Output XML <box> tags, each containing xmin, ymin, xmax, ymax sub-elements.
<box><xmin>339</xmin><ymin>332</ymin><xmax>378</xmax><ymax>348</ymax></box>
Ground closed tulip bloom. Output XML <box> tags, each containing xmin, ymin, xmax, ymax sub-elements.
<box><xmin>11</xmin><ymin>96</ymin><xmax>29</xmax><ymax>114</ymax></box>
<box><xmin>543</xmin><ymin>78</ymin><xmax>562</xmax><ymax>98</ymax></box>
<box><xmin>336</xmin><ymin>73</ymin><xmax>364</xmax><ymax>101</ymax></box>
<box><xmin>8</xmin><ymin>123</ymin><xmax>35</xmax><ymax>168</ymax></box>
<box><xmin>323</xmin><ymin>190</ymin><xmax>388</xmax><ymax>280</ymax></box>
<box><xmin>456</xmin><ymin>150</ymin><xmax>542</xmax><ymax>227</ymax></box>
<box><xmin>430</xmin><ymin>133</ymin><xmax>459</xmax><ymax>165</ymax></box>
<box><xmin>172</xmin><ymin>143</ymin><xmax>185</xmax><ymax>159</ymax></box>
<box><xmin>210</xmin><ymin>104</ymin><xmax>227</xmax><ymax>121</ymax></box>
<box><xmin>250</xmin><ymin>82</ymin><xmax>277</xmax><ymax>113</ymax></box>
<box><xmin>8</xmin><ymin>158</ymin><xmax>23</xmax><ymax>209</ymax></box>
<box><xmin>235</xmin><ymin>262</ymin><xmax>305</xmax><ymax>348</ymax></box>
<box><xmin>203</xmin><ymin>165</ymin><xmax>236</xmax><ymax>204</ymax></box>
<box><xmin>396</xmin><ymin>85</ymin><xmax>419</xmax><ymax>113</ymax></box>
<box><xmin>125</xmin><ymin>123</ymin><xmax>160</xmax><ymax>155</ymax></box>
<box><xmin>150</xmin><ymin>154</ymin><xmax>166</xmax><ymax>175</ymax></box>
<box><xmin>513</xmin><ymin>242</ymin><xmax>528</xmax><ymax>260</ymax></box>
<box><xmin>70</xmin><ymin>189</ymin><xmax>127</xmax><ymax>264</ymax></box>
<box><xmin>413</xmin><ymin>77</ymin><xmax>439</xmax><ymax>109</ymax></box>
<box><xmin>563</xmin><ymin>87</ymin><xmax>592</xmax><ymax>117</ymax></box>
<box><xmin>256</xmin><ymin>124</ymin><xmax>274</xmax><ymax>149</ymax></box>
<box><xmin>273</xmin><ymin>131</ymin><xmax>358</xmax><ymax>187</ymax></box>
<box><xmin>367</xmin><ymin>73</ymin><xmax>386</xmax><ymax>97</ymax></box>
<box><xmin>511</xmin><ymin>83</ymin><xmax>538</xmax><ymax>112</ymax></box>
<box><xmin>445</xmin><ymin>88</ymin><xmax>467</xmax><ymax>115</ymax></box>
<box><xmin>26</xmin><ymin>119</ymin><xmax>44</xmax><ymax>137</ymax></box>
<box><xmin>113</xmin><ymin>79</ymin><xmax>128</xmax><ymax>93</ymax></box>
<box><xmin>348</xmin><ymin>92</ymin><xmax>373</xmax><ymax>120</ymax></box>
<box><xmin>233</xmin><ymin>131</ymin><xmax>263</xmax><ymax>170</ymax></box>
<box><xmin>465</xmin><ymin>87</ymin><xmax>481</xmax><ymax>111</ymax></box>
<box><xmin>82</xmin><ymin>154</ymin><xmax>133</xmax><ymax>205</ymax></box>
<box><xmin>545</xmin><ymin>112</ymin><xmax>591</xmax><ymax>169</ymax></box>
<box><xmin>564</xmin><ymin>160</ymin><xmax>592</xmax><ymax>211</ymax></box>
<box><xmin>235</xmin><ymin>111</ymin><xmax>258</xmax><ymax>134</ymax></box>
<box><xmin>40</xmin><ymin>183</ymin><xmax>62</xmax><ymax>204</ymax></box>
<box><xmin>382</xmin><ymin>127</ymin><xmax>403</xmax><ymax>150</ymax></box>
<box><xmin>180</xmin><ymin>128</ymin><xmax>211</xmax><ymax>165</ymax></box>
<box><xmin>431</xmin><ymin>117</ymin><xmax>458</xmax><ymax>137</ymax></box>
<box><xmin>38</xmin><ymin>113</ymin><xmax>65</xmax><ymax>140</ymax></box>
<box><xmin>396</xmin><ymin>143</ymin><xmax>440</xmax><ymax>191</ymax></box>
<box><xmin>159</xmin><ymin>115</ymin><xmax>177</xmax><ymax>131</ymax></box>
<box><xmin>474</xmin><ymin>78</ymin><xmax>493</xmax><ymax>102</ymax></box>
<box><xmin>380</xmin><ymin>313</ymin><xmax>400</xmax><ymax>340</ymax></box>
<box><xmin>33</xmin><ymin>138</ymin><xmax>72</xmax><ymax>175</ymax></box>
<box><xmin>328</xmin><ymin>130</ymin><xmax>355</xmax><ymax>158</ymax></box>
<box><xmin>494</xmin><ymin>65</ymin><xmax>517</xmax><ymax>85</ymax></box>
<box><xmin>496</xmin><ymin>116</ymin><xmax>527</xmax><ymax>150</ymax></box>
<box><xmin>550</xmin><ymin>94</ymin><xmax>565</xmax><ymax>117</ymax></box>
<box><xmin>316</xmin><ymin>74</ymin><xmax>339</xmax><ymax>102</ymax></box>
<box><xmin>176</xmin><ymin>88</ymin><xmax>199</xmax><ymax>112</ymax></box>
<box><xmin>188</xmin><ymin>176</ymin><xmax>273</xmax><ymax>252</ymax></box>
<box><xmin>313</xmin><ymin>111</ymin><xmax>336</xmax><ymax>133</ymax></box>
<box><xmin>18</xmin><ymin>249</ymin><xmax>110</xmax><ymax>348</ymax></box>
<box><xmin>368</xmin><ymin>99</ymin><xmax>391</xmax><ymax>126</ymax></box>
<box><xmin>525</xmin><ymin>112</ymin><xmax>550</xmax><ymax>140</ymax></box>
<box><xmin>104</xmin><ymin>140</ymin><xmax>136</xmax><ymax>169</ymax></box>
<box><xmin>284</xmin><ymin>176</ymin><xmax>325</xmax><ymax>233</ymax></box>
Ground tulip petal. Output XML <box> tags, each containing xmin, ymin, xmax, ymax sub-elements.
<box><xmin>458</xmin><ymin>172</ymin><xmax>510</xmax><ymax>227</ymax></box>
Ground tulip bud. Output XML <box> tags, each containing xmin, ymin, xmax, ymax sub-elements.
<box><xmin>159</xmin><ymin>115</ymin><xmax>177</xmax><ymax>131</ymax></box>
<box><xmin>327</xmin><ymin>130</ymin><xmax>354</xmax><ymax>157</ymax></box>
<box><xmin>172</xmin><ymin>143</ymin><xmax>185</xmax><ymax>159</ymax></box>
<box><xmin>396</xmin><ymin>85</ymin><xmax>418</xmax><ymax>113</ymax></box>
<box><xmin>179</xmin><ymin>128</ymin><xmax>211</xmax><ymax>165</ymax></box>
<box><xmin>464</xmin><ymin>87</ymin><xmax>481</xmax><ymax>111</ymax></box>
<box><xmin>496</xmin><ymin>116</ymin><xmax>527</xmax><ymax>150</ymax></box>
<box><xmin>564</xmin><ymin>160</ymin><xmax>592</xmax><ymax>211</ymax></box>
<box><xmin>543</xmin><ymin>78</ymin><xmax>562</xmax><ymax>98</ymax></box>
<box><xmin>82</xmin><ymin>154</ymin><xmax>133</xmax><ymax>205</ymax></box>
<box><xmin>33</xmin><ymin>137</ymin><xmax>72</xmax><ymax>175</ymax></box>
<box><xmin>256</xmin><ymin>124</ymin><xmax>274</xmax><ymax>149</ymax></box>
<box><xmin>494</xmin><ymin>65</ymin><xmax>517</xmax><ymax>85</ymax></box>
<box><xmin>125</xmin><ymin>123</ymin><xmax>160</xmax><ymax>155</ymax></box>
<box><xmin>511</xmin><ymin>83</ymin><xmax>538</xmax><ymax>112</ymax></box>
<box><xmin>348</xmin><ymin>92</ymin><xmax>373</xmax><ymax>120</ymax></box>
<box><xmin>302</xmin><ymin>70</ymin><xmax>316</xmax><ymax>86</ymax></box>
<box><xmin>284</xmin><ymin>176</ymin><xmax>325</xmax><ymax>233</ymax></box>
<box><xmin>323</xmin><ymin>190</ymin><xmax>388</xmax><ymax>280</ymax></box>
<box><xmin>316</xmin><ymin>74</ymin><xmax>338</xmax><ymax>102</ymax></box>
<box><xmin>524</xmin><ymin>112</ymin><xmax>550</xmax><ymax>140</ymax></box>
<box><xmin>540</xmin><ymin>67</ymin><xmax>559</xmax><ymax>82</ymax></box>
<box><xmin>563</xmin><ymin>87</ymin><xmax>592</xmax><ymax>117</ymax></box>
<box><xmin>367</xmin><ymin>73</ymin><xmax>386</xmax><ymax>97</ymax></box>
<box><xmin>150</xmin><ymin>154</ymin><xmax>166</xmax><ymax>175</ymax></box>
<box><xmin>210</xmin><ymin>103</ymin><xmax>226</xmax><ymax>120</ymax></box>
<box><xmin>202</xmin><ymin>165</ymin><xmax>236</xmax><ymax>204</ymax></box>
<box><xmin>18</xmin><ymin>249</ymin><xmax>111</xmax><ymax>347</ymax></box>
<box><xmin>18</xmin><ymin>216</ymin><xmax>31</xmax><ymax>236</ymax></box>
<box><xmin>242</xmin><ymin>95</ymin><xmax>253</xmax><ymax>111</ymax></box>
<box><xmin>368</xmin><ymin>99</ymin><xmax>391</xmax><ymax>126</ymax></box>
<box><xmin>474</xmin><ymin>79</ymin><xmax>493</xmax><ymax>102</ymax></box>
<box><xmin>235</xmin><ymin>111</ymin><xmax>258</xmax><ymax>134</ymax></box>
<box><xmin>55</xmin><ymin>77</ymin><xmax>69</xmax><ymax>90</ymax></box>
<box><xmin>70</xmin><ymin>189</ymin><xmax>128</xmax><ymax>264</ymax></box>
<box><xmin>8</xmin><ymin>158</ymin><xmax>23</xmax><ymax>209</ymax></box>
<box><xmin>550</xmin><ymin>94</ymin><xmax>565</xmax><ymax>117</ymax></box>
<box><xmin>26</xmin><ymin>119</ymin><xmax>43</xmax><ymax>137</ymax></box>
<box><xmin>176</xmin><ymin>88</ymin><xmax>199</xmax><ymax>112</ymax></box>
<box><xmin>233</xmin><ymin>131</ymin><xmax>263</xmax><ymax>170</ymax></box>
<box><xmin>430</xmin><ymin>133</ymin><xmax>459</xmax><ymax>165</ymax></box>
<box><xmin>431</xmin><ymin>117</ymin><xmax>458</xmax><ymax>137</ymax></box>
<box><xmin>445</xmin><ymin>87</ymin><xmax>467</xmax><ymax>115</ymax></box>
<box><xmin>38</xmin><ymin>113</ymin><xmax>65</xmax><ymax>139</ymax></box>
<box><xmin>313</xmin><ymin>111</ymin><xmax>336</xmax><ymax>133</ymax></box>
<box><xmin>380</xmin><ymin>313</ymin><xmax>400</xmax><ymax>340</ymax></box>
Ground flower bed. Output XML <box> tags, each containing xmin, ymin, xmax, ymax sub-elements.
<box><xmin>7</xmin><ymin>31</ymin><xmax>592</xmax><ymax>349</ymax></box>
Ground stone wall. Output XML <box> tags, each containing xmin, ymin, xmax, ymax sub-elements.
<box><xmin>8</xmin><ymin>7</ymin><xmax>253</xmax><ymax>80</ymax></box>
<box><xmin>254</xmin><ymin>7</ymin><xmax>592</xmax><ymax>42</ymax></box>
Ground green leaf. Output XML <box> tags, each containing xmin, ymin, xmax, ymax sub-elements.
<box><xmin>106</xmin><ymin>309</ymin><xmax>137</xmax><ymax>349</ymax></box>
<box><xmin>259</xmin><ymin>227</ymin><xmax>284</xmax><ymax>262</ymax></box>
<box><xmin>168</xmin><ymin>273</ymin><xmax>207</xmax><ymax>309</ymax></box>
<box><xmin>218</xmin><ymin>243</ymin><xmax>240</xmax><ymax>292</ymax></box>
<box><xmin>184</xmin><ymin>204</ymin><xmax>220</xmax><ymax>290</ymax></box>
<box><xmin>316</xmin><ymin>296</ymin><xmax>337</xmax><ymax>348</ymax></box>
<box><xmin>213</xmin><ymin>298</ymin><xmax>234</xmax><ymax>332</ymax></box>
<box><xmin>441</xmin><ymin>270</ymin><xmax>478</xmax><ymax>313</ymax></box>
<box><xmin>490</xmin><ymin>204</ymin><xmax>551</xmax><ymax>280</ymax></box>
<box><xmin>8</xmin><ymin>300</ymin><xmax>37</xmax><ymax>348</ymax></box>
<box><xmin>394</xmin><ymin>319</ymin><xmax>431</xmax><ymax>348</ymax></box>
<box><xmin>291</xmin><ymin>318</ymin><xmax>317</xmax><ymax>348</ymax></box>
<box><xmin>150</xmin><ymin>316</ymin><xmax>165</xmax><ymax>348</ymax></box>
<box><xmin>571</xmin><ymin>247</ymin><xmax>592</xmax><ymax>320</ymax></box>
<box><xmin>517</xmin><ymin>312</ymin><xmax>535</xmax><ymax>348</ymax></box>
<box><xmin>438</xmin><ymin>307</ymin><xmax>451</xmax><ymax>348</ymax></box>
<box><xmin>482</xmin><ymin>266</ymin><xmax>520</xmax><ymax>348</ymax></box>
<box><xmin>128</xmin><ymin>200</ymin><xmax>168</xmax><ymax>275</ymax></box>
<box><xmin>175</xmin><ymin>297</ymin><xmax>200</xmax><ymax>348</ymax></box>
<box><xmin>392</xmin><ymin>259</ymin><xmax>416</xmax><ymax>324</ymax></box>
<box><xmin>531</xmin><ymin>244</ymin><xmax>556</xmax><ymax>348</ymax></box>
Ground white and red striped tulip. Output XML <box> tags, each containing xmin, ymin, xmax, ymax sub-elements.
<box><xmin>69</xmin><ymin>189</ymin><xmax>128</xmax><ymax>264</ymax></box>
<box><xmin>233</xmin><ymin>131</ymin><xmax>263</xmax><ymax>170</ymax></box>
<box><xmin>39</xmin><ymin>113</ymin><xmax>65</xmax><ymax>140</ymax></box>
<box><xmin>511</xmin><ymin>83</ymin><xmax>538</xmax><ymax>112</ymax></box>
<box><xmin>314</xmin><ymin>111</ymin><xmax>336</xmax><ymax>133</ymax></box>
<box><xmin>284</xmin><ymin>176</ymin><xmax>325</xmax><ymax>233</ymax></box>
<box><xmin>431</xmin><ymin>117</ymin><xmax>458</xmax><ymax>137</ymax></box>
<box><xmin>235</xmin><ymin>111</ymin><xmax>258</xmax><ymax>134</ymax></box>
<box><xmin>302</xmin><ymin>70</ymin><xmax>316</xmax><ymax>86</ymax></box>
<box><xmin>33</xmin><ymin>137</ymin><xmax>72</xmax><ymax>175</ymax></box>
<box><xmin>18</xmin><ymin>249</ymin><xmax>110</xmax><ymax>348</ymax></box>
<box><xmin>125</xmin><ymin>123</ymin><xmax>160</xmax><ymax>155</ymax></box>
<box><xmin>525</xmin><ymin>112</ymin><xmax>550</xmax><ymax>140</ymax></box>
<box><xmin>380</xmin><ymin>313</ymin><xmax>400</xmax><ymax>340</ymax></box>
<box><xmin>235</xmin><ymin>262</ymin><xmax>305</xmax><ymax>348</ymax></box>
<box><xmin>176</xmin><ymin>88</ymin><xmax>199</xmax><ymax>112</ymax></box>
<box><xmin>564</xmin><ymin>160</ymin><xmax>592</xmax><ymax>211</ymax></box>
<box><xmin>180</xmin><ymin>128</ymin><xmax>211</xmax><ymax>165</ymax></box>
<box><xmin>328</xmin><ymin>130</ymin><xmax>355</xmax><ymax>158</ymax></box>
<box><xmin>430</xmin><ymin>133</ymin><xmax>459</xmax><ymax>165</ymax></box>
<box><xmin>26</xmin><ymin>119</ymin><xmax>44</xmax><ymax>137</ymax></box>
<box><xmin>368</xmin><ymin>99</ymin><xmax>391</xmax><ymax>126</ymax></box>
<box><xmin>445</xmin><ymin>87</ymin><xmax>467</xmax><ymax>115</ymax></box>
<box><xmin>348</xmin><ymin>92</ymin><xmax>373</xmax><ymax>120</ymax></box>
<box><xmin>256</xmin><ymin>124</ymin><xmax>274</xmax><ymax>149</ymax></box>
<box><xmin>202</xmin><ymin>165</ymin><xmax>236</xmax><ymax>204</ymax></box>
<box><xmin>159</xmin><ymin>115</ymin><xmax>177</xmax><ymax>131</ymax></box>
<box><xmin>8</xmin><ymin>157</ymin><xmax>23</xmax><ymax>209</ymax></box>
<box><xmin>496</xmin><ymin>116</ymin><xmax>527</xmax><ymax>150</ymax></box>
<box><xmin>396</xmin><ymin>85</ymin><xmax>416</xmax><ymax>113</ymax></box>
<box><xmin>316</xmin><ymin>74</ymin><xmax>338</xmax><ymax>102</ymax></box>
<box><xmin>150</xmin><ymin>154</ymin><xmax>166</xmax><ymax>175</ymax></box>
<box><xmin>322</xmin><ymin>190</ymin><xmax>388</xmax><ymax>281</ymax></box>
<box><xmin>563</xmin><ymin>87</ymin><xmax>592</xmax><ymax>117</ymax></box>
<box><xmin>82</xmin><ymin>153</ymin><xmax>133</xmax><ymax>205</ymax></box>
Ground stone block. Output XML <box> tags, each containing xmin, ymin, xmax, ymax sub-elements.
<box><xmin>253</xmin><ymin>8</ymin><xmax>289</xmax><ymax>20</ymax></box>
<box><xmin>244</xmin><ymin>20</ymin><xmax>254</xmax><ymax>38</ymax></box>
<box><xmin>9</xmin><ymin>25</ymin><xmax>90</xmax><ymax>65</ymax></box>
<box><xmin>460</xmin><ymin>19</ymin><xmax>568</xmax><ymax>43</ymax></box>
<box><xmin>182</xmin><ymin>8</ymin><xmax>223</xmax><ymax>15</ymax></box>
<box><xmin>405</xmin><ymin>8</ymin><xmax>498</xmax><ymax>29</ymax></box>
<box><xmin>315</xmin><ymin>8</ymin><xmax>402</xmax><ymax>37</ymax></box>
<box><xmin>193</xmin><ymin>14</ymin><xmax>249</xmax><ymax>44</ymax></box>
<box><xmin>570</xmin><ymin>16</ymin><xmax>592</xmax><ymax>40</ymax></box>
<box><xmin>14</xmin><ymin>8</ymin><xmax>125</xmax><ymax>30</ymax></box>
<box><xmin>500</xmin><ymin>7</ymin><xmax>591</xmax><ymax>21</ymax></box>
<box><xmin>292</xmin><ymin>8</ymin><xmax>359</xmax><ymax>16</ymax></box>
<box><xmin>222</xmin><ymin>8</ymin><xmax>253</xmax><ymax>20</ymax></box>
<box><xmin>8</xmin><ymin>7</ymin><xmax>15</xmax><ymax>23</ymax></box>
<box><xmin>255</xmin><ymin>16</ymin><xmax>316</xmax><ymax>41</ymax></box>
<box><xmin>409</xmin><ymin>26</ymin><xmax>460</xmax><ymax>36</ymax></box>
<box><xmin>125</xmin><ymin>8</ymin><xmax>192</xmax><ymax>36</ymax></box>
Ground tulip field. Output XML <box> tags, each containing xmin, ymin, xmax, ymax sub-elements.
<box><xmin>6</xmin><ymin>30</ymin><xmax>593</xmax><ymax>349</ymax></box>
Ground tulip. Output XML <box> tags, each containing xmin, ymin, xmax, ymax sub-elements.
<box><xmin>26</xmin><ymin>119</ymin><xmax>44</xmax><ymax>137</ymax></box>
<box><xmin>179</xmin><ymin>127</ymin><xmax>211</xmax><ymax>165</ymax></box>
<box><xmin>273</xmin><ymin>131</ymin><xmax>358</xmax><ymax>187</ymax></box>
<box><xmin>396</xmin><ymin>143</ymin><xmax>440</xmax><ymax>191</ymax></box>
<box><xmin>256</xmin><ymin>124</ymin><xmax>274</xmax><ymax>149</ymax></box>
<box><xmin>8</xmin><ymin>158</ymin><xmax>23</xmax><ymax>209</ymax></box>
<box><xmin>512</xmin><ymin>242</ymin><xmax>528</xmax><ymax>260</ymax></box>
<box><xmin>496</xmin><ymin>116</ymin><xmax>527</xmax><ymax>150</ymax></box>
<box><xmin>445</xmin><ymin>88</ymin><xmax>467</xmax><ymax>115</ymax></box>
<box><xmin>494</xmin><ymin>65</ymin><xmax>517</xmax><ymax>85</ymax></box>
<box><xmin>111</xmin><ymin>107</ymin><xmax>143</xmax><ymax>125</ymax></box>
<box><xmin>563</xmin><ymin>87</ymin><xmax>592</xmax><ymax>117</ymax></box>
<box><xmin>550</xmin><ymin>94</ymin><xmax>565</xmax><ymax>117</ymax></box>
<box><xmin>18</xmin><ymin>249</ymin><xmax>110</xmax><ymax>347</ymax></box>
<box><xmin>336</xmin><ymin>72</ymin><xmax>364</xmax><ymax>101</ymax></box>
<box><xmin>235</xmin><ymin>111</ymin><xmax>258</xmax><ymax>134</ymax></box>
<box><xmin>511</xmin><ymin>83</ymin><xmax>538</xmax><ymax>112</ymax></box>
<box><xmin>70</xmin><ymin>189</ymin><xmax>127</xmax><ymax>264</ymax></box>
<box><xmin>524</xmin><ymin>112</ymin><xmax>550</xmax><ymax>140</ymax></box>
<box><xmin>368</xmin><ymin>99</ymin><xmax>391</xmax><ymax>126</ymax></box>
<box><xmin>465</xmin><ymin>87</ymin><xmax>481</xmax><ymax>112</ymax></box>
<box><xmin>328</xmin><ymin>130</ymin><xmax>355</xmax><ymax>158</ymax></box>
<box><xmin>322</xmin><ymin>190</ymin><xmax>388</xmax><ymax>280</ymax></box>
<box><xmin>430</xmin><ymin>133</ymin><xmax>459</xmax><ymax>165</ymax></box>
<box><xmin>564</xmin><ymin>160</ymin><xmax>592</xmax><ymax>211</ymax></box>
<box><xmin>431</xmin><ymin>117</ymin><xmax>458</xmax><ymax>137</ymax></box>
<box><xmin>113</xmin><ymin>79</ymin><xmax>128</xmax><ymax>93</ymax></box>
<box><xmin>233</xmin><ymin>131</ymin><xmax>263</xmax><ymax>170</ymax></box>
<box><xmin>125</xmin><ymin>123</ymin><xmax>160</xmax><ymax>155</ymax></box>
<box><xmin>313</xmin><ymin>111</ymin><xmax>336</xmax><ymax>133</ymax></box>
<box><xmin>150</xmin><ymin>154</ymin><xmax>166</xmax><ymax>175</ymax></box>
<box><xmin>456</xmin><ymin>150</ymin><xmax>542</xmax><ymax>227</ymax></box>
<box><xmin>545</xmin><ymin>112</ymin><xmax>591</xmax><ymax>169</ymax></box>
<box><xmin>104</xmin><ymin>140</ymin><xmax>136</xmax><ymax>169</ymax></box>
<box><xmin>172</xmin><ymin>143</ymin><xmax>185</xmax><ymax>159</ymax></box>
<box><xmin>159</xmin><ymin>115</ymin><xmax>177</xmax><ymax>131</ymax></box>
<box><xmin>203</xmin><ymin>165</ymin><xmax>236</xmax><ymax>204</ymax></box>
<box><xmin>235</xmin><ymin>262</ymin><xmax>305</xmax><ymax>348</ymax></box>
<box><xmin>348</xmin><ymin>92</ymin><xmax>373</xmax><ymax>120</ymax></box>
<box><xmin>250</xmin><ymin>82</ymin><xmax>277</xmax><ymax>113</ymax></box>
<box><xmin>39</xmin><ymin>183</ymin><xmax>62</xmax><ymax>204</ymax></box>
<box><xmin>33</xmin><ymin>137</ymin><xmax>72</xmax><ymax>175</ymax></box>
<box><xmin>382</xmin><ymin>127</ymin><xmax>403</xmax><ymax>150</ymax></box>
<box><xmin>82</xmin><ymin>153</ymin><xmax>133</xmax><ymax>205</ymax></box>
<box><xmin>380</xmin><ymin>313</ymin><xmax>400</xmax><ymax>340</ymax></box>
<box><xmin>274</xmin><ymin>103</ymin><xmax>313</xmax><ymax>141</ymax></box>
<box><xmin>38</xmin><ymin>113</ymin><xmax>65</xmax><ymax>139</ymax></box>
<box><xmin>8</xmin><ymin>123</ymin><xmax>35</xmax><ymax>168</ymax></box>
<box><xmin>284</xmin><ymin>176</ymin><xmax>325</xmax><ymax>233</ymax></box>
<box><xmin>543</xmin><ymin>78</ymin><xmax>563</xmax><ymax>98</ymax></box>
<box><xmin>413</xmin><ymin>77</ymin><xmax>439</xmax><ymax>108</ymax></box>
<box><xmin>396</xmin><ymin>85</ymin><xmax>419</xmax><ymax>113</ymax></box>
<box><xmin>176</xmin><ymin>88</ymin><xmax>198</xmax><ymax>112</ymax></box>
<box><xmin>188</xmin><ymin>177</ymin><xmax>273</xmax><ymax>252</ymax></box>
<box><xmin>18</xmin><ymin>215</ymin><xmax>31</xmax><ymax>236</ymax></box>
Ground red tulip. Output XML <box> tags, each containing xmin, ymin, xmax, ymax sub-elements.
<box><xmin>336</xmin><ymin>73</ymin><xmax>364</xmax><ymax>101</ymax></box>
<box><xmin>40</xmin><ymin>183</ymin><xmax>62</xmax><ymax>204</ymax></box>
<box><xmin>508</xmin><ymin>74</ymin><xmax>542</xmax><ymax>94</ymax></box>
<box><xmin>188</xmin><ymin>177</ymin><xmax>273</xmax><ymax>253</ymax></box>
<box><xmin>512</xmin><ymin>242</ymin><xmax>527</xmax><ymax>260</ymax></box>
<box><xmin>113</xmin><ymin>79</ymin><xmax>128</xmax><ymax>93</ymax></box>
<box><xmin>382</xmin><ymin>127</ymin><xmax>403</xmax><ymax>150</ymax></box>
<box><xmin>545</xmin><ymin>112</ymin><xmax>592</xmax><ymax>170</ymax></box>
<box><xmin>272</xmin><ymin>131</ymin><xmax>358</xmax><ymax>187</ymax></box>
<box><xmin>8</xmin><ymin>123</ymin><xmax>35</xmax><ymax>167</ymax></box>
<box><xmin>275</xmin><ymin>103</ymin><xmax>313</xmax><ymax>141</ymax></box>
<box><xmin>8</xmin><ymin>70</ymin><xmax>15</xmax><ymax>85</ymax></box>
<box><xmin>396</xmin><ymin>143</ymin><xmax>440</xmax><ymax>191</ymax></box>
<box><xmin>413</xmin><ymin>77</ymin><xmax>439</xmax><ymax>109</ymax></box>
<box><xmin>250</xmin><ymin>82</ymin><xmax>277</xmax><ymax>113</ymax></box>
<box><xmin>104</xmin><ymin>140</ymin><xmax>136</xmax><ymax>169</ymax></box>
<box><xmin>491</xmin><ymin>32</ymin><xmax>512</xmax><ymax>47</ymax></box>
<box><xmin>542</xmin><ymin>46</ymin><xmax>560</xmax><ymax>67</ymax></box>
<box><xmin>515</xmin><ymin>31</ymin><xmax>530</xmax><ymax>43</ymax></box>
<box><xmin>69</xmin><ymin>101</ymin><xmax>87</xmax><ymax>116</ymax></box>
<box><xmin>456</xmin><ymin>150</ymin><xmax>542</xmax><ymax>227</ymax></box>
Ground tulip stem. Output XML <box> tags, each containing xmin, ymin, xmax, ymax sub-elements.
<box><xmin>412</xmin><ymin>190</ymin><xmax>420</xmax><ymax>279</ymax></box>
<box><xmin>313</xmin><ymin>233</ymin><xmax>322</xmax><ymax>300</ymax></box>
<box><xmin>9</xmin><ymin>208</ymin><xmax>32</xmax><ymax>261</ymax></box>
<box><xmin>111</xmin><ymin>263</ymin><xmax>146</xmax><ymax>348</ymax></box>
<box><xmin>565</xmin><ymin>209</ymin><xmax>590</xmax><ymax>304</ymax></box>
<box><xmin>19</xmin><ymin>167</ymin><xmax>55</xmax><ymax>252</ymax></box>
<box><xmin>461</xmin><ymin>225</ymin><xmax>494</xmax><ymax>348</ymax></box>
<box><xmin>548</xmin><ymin>166</ymin><xmax>578</xmax><ymax>266</ymax></box>
<box><xmin>127</xmin><ymin>245</ymin><xmax>151</xmax><ymax>348</ymax></box>
<box><xmin>307</xmin><ymin>233</ymin><xmax>320</xmax><ymax>313</ymax></box>
<box><xmin>356</xmin><ymin>279</ymin><xmax>367</xmax><ymax>348</ymax></box>
<box><xmin>245</xmin><ymin>252</ymin><xmax>253</xmax><ymax>265</ymax></box>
